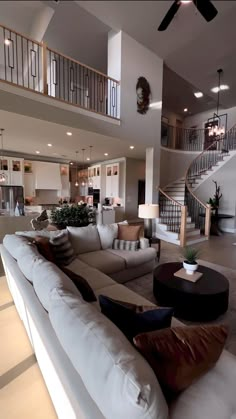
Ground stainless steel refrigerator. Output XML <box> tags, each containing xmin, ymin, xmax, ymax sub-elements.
<box><xmin>0</xmin><ymin>185</ymin><xmax>24</xmax><ymax>215</ymax></box>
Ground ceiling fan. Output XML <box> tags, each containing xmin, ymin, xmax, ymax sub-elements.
<box><xmin>158</xmin><ymin>0</ymin><xmax>218</xmax><ymax>31</ymax></box>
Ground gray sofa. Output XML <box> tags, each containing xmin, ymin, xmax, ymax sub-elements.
<box><xmin>1</xmin><ymin>228</ymin><xmax>236</xmax><ymax>419</ymax></box>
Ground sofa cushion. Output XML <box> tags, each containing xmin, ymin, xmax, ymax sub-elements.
<box><xmin>32</xmin><ymin>260</ymin><xmax>81</xmax><ymax>311</ymax></box>
<box><xmin>107</xmin><ymin>247</ymin><xmax>156</xmax><ymax>269</ymax></box>
<box><xmin>67</xmin><ymin>225</ymin><xmax>101</xmax><ymax>254</ymax></box>
<box><xmin>99</xmin><ymin>295</ymin><xmax>174</xmax><ymax>342</ymax></box>
<box><xmin>66</xmin><ymin>258</ymin><xmax>115</xmax><ymax>291</ymax></box>
<box><xmin>134</xmin><ymin>325</ymin><xmax>228</xmax><ymax>395</ymax></box>
<box><xmin>95</xmin><ymin>283</ymin><xmax>157</xmax><ymax>308</ymax></box>
<box><xmin>50</xmin><ymin>230</ymin><xmax>76</xmax><ymax>265</ymax></box>
<box><xmin>113</xmin><ymin>239</ymin><xmax>139</xmax><ymax>251</ymax></box>
<box><xmin>49</xmin><ymin>288</ymin><xmax>168</xmax><ymax>419</ymax></box>
<box><xmin>97</xmin><ymin>223</ymin><xmax>119</xmax><ymax>250</ymax></box>
<box><xmin>118</xmin><ymin>224</ymin><xmax>141</xmax><ymax>241</ymax></box>
<box><xmin>33</xmin><ymin>236</ymin><xmax>56</xmax><ymax>263</ymax></box>
<box><xmin>60</xmin><ymin>266</ymin><xmax>97</xmax><ymax>302</ymax></box>
<box><xmin>3</xmin><ymin>234</ymin><xmax>34</xmax><ymax>260</ymax></box>
<box><xmin>78</xmin><ymin>250</ymin><xmax>126</xmax><ymax>274</ymax></box>
<box><xmin>17</xmin><ymin>245</ymin><xmax>45</xmax><ymax>284</ymax></box>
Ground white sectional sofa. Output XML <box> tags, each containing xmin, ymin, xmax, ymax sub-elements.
<box><xmin>1</xmin><ymin>226</ymin><xmax>236</xmax><ymax>419</ymax></box>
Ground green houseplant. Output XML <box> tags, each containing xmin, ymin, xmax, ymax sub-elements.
<box><xmin>182</xmin><ymin>246</ymin><xmax>200</xmax><ymax>275</ymax></box>
<box><xmin>207</xmin><ymin>180</ymin><xmax>222</xmax><ymax>216</ymax></box>
<box><xmin>51</xmin><ymin>204</ymin><xmax>96</xmax><ymax>229</ymax></box>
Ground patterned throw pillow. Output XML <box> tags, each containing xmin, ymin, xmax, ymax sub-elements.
<box><xmin>50</xmin><ymin>230</ymin><xmax>76</xmax><ymax>266</ymax></box>
<box><xmin>113</xmin><ymin>239</ymin><xmax>139</xmax><ymax>251</ymax></box>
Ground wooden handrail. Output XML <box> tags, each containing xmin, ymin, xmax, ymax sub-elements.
<box><xmin>47</xmin><ymin>46</ymin><xmax>120</xmax><ymax>84</ymax></box>
<box><xmin>159</xmin><ymin>187</ymin><xmax>183</xmax><ymax>207</ymax></box>
<box><xmin>0</xmin><ymin>23</ymin><xmax>43</xmax><ymax>46</ymax></box>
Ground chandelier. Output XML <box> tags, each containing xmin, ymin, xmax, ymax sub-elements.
<box><xmin>80</xmin><ymin>149</ymin><xmax>87</xmax><ymax>187</ymax></box>
<box><xmin>74</xmin><ymin>151</ymin><xmax>79</xmax><ymax>187</ymax></box>
<box><xmin>0</xmin><ymin>128</ymin><xmax>7</xmax><ymax>183</ymax></box>
<box><xmin>88</xmin><ymin>146</ymin><xmax>93</xmax><ymax>187</ymax></box>
<box><xmin>208</xmin><ymin>69</ymin><xmax>225</xmax><ymax>138</ymax></box>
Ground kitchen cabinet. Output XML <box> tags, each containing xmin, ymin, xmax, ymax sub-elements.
<box><xmin>57</xmin><ymin>164</ymin><xmax>70</xmax><ymax>198</ymax></box>
<box><xmin>24</xmin><ymin>173</ymin><xmax>36</xmax><ymax>197</ymax></box>
<box><xmin>34</xmin><ymin>162</ymin><xmax>61</xmax><ymax>190</ymax></box>
<box><xmin>105</xmin><ymin>163</ymin><xmax>119</xmax><ymax>198</ymax></box>
<box><xmin>0</xmin><ymin>157</ymin><xmax>24</xmax><ymax>186</ymax></box>
<box><xmin>88</xmin><ymin>165</ymin><xmax>101</xmax><ymax>189</ymax></box>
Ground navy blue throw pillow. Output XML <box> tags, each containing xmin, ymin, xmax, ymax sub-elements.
<box><xmin>99</xmin><ymin>295</ymin><xmax>174</xmax><ymax>342</ymax></box>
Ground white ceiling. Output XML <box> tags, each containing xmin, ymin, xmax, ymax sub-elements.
<box><xmin>0</xmin><ymin>109</ymin><xmax>145</xmax><ymax>163</ymax></box>
<box><xmin>78</xmin><ymin>0</ymin><xmax>236</xmax><ymax>109</ymax></box>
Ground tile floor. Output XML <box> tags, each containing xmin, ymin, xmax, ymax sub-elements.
<box><xmin>1</xmin><ymin>232</ymin><xmax>236</xmax><ymax>418</ymax></box>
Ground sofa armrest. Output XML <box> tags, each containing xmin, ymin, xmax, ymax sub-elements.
<box><xmin>139</xmin><ymin>237</ymin><xmax>149</xmax><ymax>249</ymax></box>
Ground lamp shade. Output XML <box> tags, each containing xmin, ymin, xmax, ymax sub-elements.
<box><xmin>138</xmin><ymin>204</ymin><xmax>159</xmax><ymax>219</ymax></box>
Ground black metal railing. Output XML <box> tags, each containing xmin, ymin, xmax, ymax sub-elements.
<box><xmin>161</xmin><ymin>123</ymin><xmax>205</xmax><ymax>151</ymax></box>
<box><xmin>0</xmin><ymin>24</ymin><xmax>120</xmax><ymax>120</ymax></box>
<box><xmin>185</xmin><ymin>185</ymin><xmax>206</xmax><ymax>233</ymax></box>
<box><xmin>47</xmin><ymin>48</ymin><xmax>119</xmax><ymax>118</ymax></box>
<box><xmin>159</xmin><ymin>188</ymin><xmax>182</xmax><ymax>233</ymax></box>
<box><xmin>185</xmin><ymin>124</ymin><xmax>236</xmax><ymax>236</ymax></box>
<box><xmin>0</xmin><ymin>24</ymin><xmax>43</xmax><ymax>92</ymax></box>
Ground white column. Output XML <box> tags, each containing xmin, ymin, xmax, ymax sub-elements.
<box><xmin>145</xmin><ymin>146</ymin><xmax>160</xmax><ymax>204</ymax></box>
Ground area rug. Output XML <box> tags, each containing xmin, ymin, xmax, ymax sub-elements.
<box><xmin>125</xmin><ymin>259</ymin><xmax>236</xmax><ymax>356</ymax></box>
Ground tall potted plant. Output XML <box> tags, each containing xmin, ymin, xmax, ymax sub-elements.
<box><xmin>207</xmin><ymin>180</ymin><xmax>222</xmax><ymax>216</ymax></box>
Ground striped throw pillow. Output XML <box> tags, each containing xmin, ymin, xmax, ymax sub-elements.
<box><xmin>50</xmin><ymin>230</ymin><xmax>76</xmax><ymax>266</ymax></box>
<box><xmin>113</xmin><ymin>239</ymin><xmax>139</xmax><ymax>251</ymax></box>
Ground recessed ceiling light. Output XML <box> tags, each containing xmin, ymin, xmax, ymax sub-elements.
<box><xmin>70</xmin><ymin>162</ymin><xmax>73</xmax><ymax>165</ymax></box>
<box><xmin>47</xmin><ymin>143</ymin><xmax>52</xmax><ymax>147</ymax></box>
<box><xmin>211</xmin><ymin>85</ymin><xmax>230</xmax><ymax>93</ymax></box>
<box><xmin>181</xmin><ymin>0</ymin><xmax>191</xmax><ymax>4</ymax></box>
<box><xmin>104</xmin><ymin>153</ymin><xmax>108</xmax><ymax>156</ymax></box>
<box><xmin>184</xmin><ymin>108</ymin><xmax>188</xmax><ymax>112</ymax></box>
<box><xmin>35</xmin><ymin>150</ymin><xmax>40</xmax><ymax>154</ymax></box>
<box><xmin>86</xmin><ymin>157</ymin><xmax>90</xmax><ymax>161</ymax></box>
<box><xmin>194</xmin><ymin>92</ymin><xmax>203</xmax><ymax>98</ymax></box>
<box><xmin>4</xmin><ymin>39</ymin><xmax>11</xmax><ymax>46</ymax></box>
<box><xmin>130</xmin><ymin>146</ymin><xmax>135</xmax><ymax>149</ymax></box>
<box><xmin>66</xmin><ymin>131</ymin><xmax>72</xmax><ymax>136</ymax></box>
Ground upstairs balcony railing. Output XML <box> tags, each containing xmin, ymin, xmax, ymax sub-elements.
<box><xmin>0</xmin><ymin>24</ymin><xmax>120</xmax><ymax>120</ymax></box>
<box><xmin>161</xmin><ymin>123</ymin><xmax>206</xmax><ymax>151</ymax></box>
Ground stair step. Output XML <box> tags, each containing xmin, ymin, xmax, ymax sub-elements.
<box><xmin>186</xmin><ymin>229</ymin><xmax>201</xmax><ymax>237</ymax></box>
<box><xmin>186</xmin><ymin>235</ymin><xmax>208</xmax><ymax>245</ymax></box>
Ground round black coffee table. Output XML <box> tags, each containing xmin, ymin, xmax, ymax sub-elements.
<box><xmin>153</xmin><ymin>262</ymin><xmax>229</xmax><ymax>321</ymax></box>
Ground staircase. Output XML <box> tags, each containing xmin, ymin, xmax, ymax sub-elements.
<box><xmin>156</xmin><ymin>124</ymin><xmax>236</xmax><ymax>246</ymax></box>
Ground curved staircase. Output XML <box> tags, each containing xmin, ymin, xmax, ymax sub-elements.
<box><xmin>155</xmin><ymin>124</ymin><xmax>236</xmax><ymax>246</ymax></box>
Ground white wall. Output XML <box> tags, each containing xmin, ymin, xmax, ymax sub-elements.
<box><xmin>184</xmin><ymin>105</ymin><xmax>236</xmax><ymax>131</ymax></box>
<box><xmin>160</xmin><ymin>148</ymin><xmax>198</xmax><ymax>187</ymax></box>
<box><xmin>125</xmin><ymin>158</ymin><xmax>145</xmax><ymax>219</ymax></box>
<box><xmin>195</xmin><ymin>155</ymin><xmax>236</xmax><ymax>231</ymax></box>
<box><xmin>162</xmin><ymin>108</ymin><xmax>183</xmax><ymax>126</ymax></box>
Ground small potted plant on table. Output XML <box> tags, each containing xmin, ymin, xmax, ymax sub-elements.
<box><xmin>182</xmin><ymin>246</ymin><xmax>200</xmax><ymax>275</ymax></box>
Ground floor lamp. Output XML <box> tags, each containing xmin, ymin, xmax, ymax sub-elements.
<box><xmin>138</xmin><ymin>204</ymin><xmax>159</xmax><ymax>239</ymax></box>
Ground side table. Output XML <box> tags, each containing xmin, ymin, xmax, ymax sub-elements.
<box><xmin>149</xmin><ymin>237</ymin><xmax>161</xmax><ymax>262</ymax></box>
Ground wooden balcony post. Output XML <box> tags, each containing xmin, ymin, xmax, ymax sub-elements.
<box><xmin>180</xmin><ymin>205</ymin><xmax>187</xmax><ymax>247</ymax></box>
<box><xmin>42</xmin><ymin>42</ymin><xmax>48</xmax><ymax>95</ymax></box>
<box><xmin>205</xmin><ymin>204</ymin><xmax>211</xmax><ymax>237</ymax></box>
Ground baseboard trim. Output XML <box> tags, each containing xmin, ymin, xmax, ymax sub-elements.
<box><xmin>221</xmin><ymin>228</ymin><xmax>236</xmax><ymax>233</ymax></box>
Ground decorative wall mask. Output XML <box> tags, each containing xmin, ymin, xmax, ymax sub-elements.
<box><xmin>136</xmin><ymin>77</ymin><xmax>151</xmax><ymax>115</ymax></box>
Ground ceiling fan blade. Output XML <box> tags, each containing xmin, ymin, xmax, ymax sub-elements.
<box><xmin>192</xmin><ymin>0</ymin><xmax>218</xmax><ymax>22</ymax></box>
<box><xmin>158</xmin><ymin>0</ymin><xmax>182</xmax><ymax>31</ymax></box>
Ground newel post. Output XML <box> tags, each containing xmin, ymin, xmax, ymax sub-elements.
<box><xmin>180</xmin><ymin>205</ymin><xmax>187</xmax><ymax>247</ymax></box>
<box><xmin>42</xmin><ymin>42</ymin><xmax>48</xmax><ymax>95</ymax></box>
<box><xmin>205</xmin><ymin>204</ymin><xmax>211</xmax><ymax>238</ymax></box>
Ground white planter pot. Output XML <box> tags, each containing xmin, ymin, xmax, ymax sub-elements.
<box><xmin>183</xmin><ymin>261</ymin><xmax>198</xmax><ymax>275</ymax></box>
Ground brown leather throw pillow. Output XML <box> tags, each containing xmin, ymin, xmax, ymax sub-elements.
<box><xmin>117</xmin><ymin>224</ymin><xmax>141</xmax><ymax>241</ymax></box>
<box><xmin>33</xmin><ymin>236</ymin><xmax>56</xmax><ymax>263</ymax></box>
<box><xmin>133</xmin><ymin>324</ymin><xmax>228</xmax><ymax>394</ymax></box>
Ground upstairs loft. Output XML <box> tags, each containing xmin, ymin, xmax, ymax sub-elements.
<box><xmin>0</xmin><ymin>24</ymin><xmax>120</xmax><ymax>122</ymax></box>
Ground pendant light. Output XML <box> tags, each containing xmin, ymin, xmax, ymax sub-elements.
<box><xmin>81</xmin><ymin>149</ymin><xmax>86</xmax><ymax>187</ymax></box>
<box><xmin>74</xmin><ymin>151</ymin><xmax>79</xmax><ymax>187</ymax></box>
<box><xmin>209</xmin><ymin>69</ymin><xmax>225</xmax><ymax>137</ymax></box>
<box><xmin>0</xmin><ymin>129</ymin><xmax>7</xmax><ymax>183</ymax></box>
<box><xmin>88</xmin><ymin>146</ymin><xmax>93</xmax><ymax>187</ymax></box>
